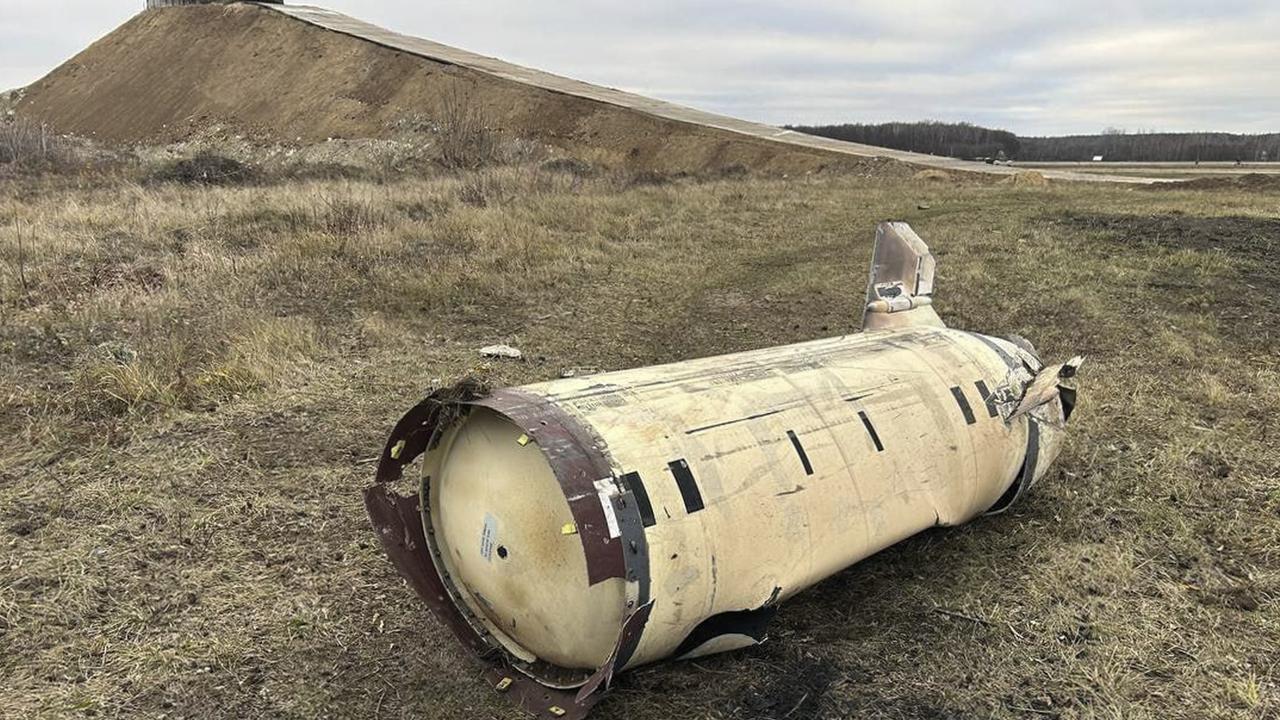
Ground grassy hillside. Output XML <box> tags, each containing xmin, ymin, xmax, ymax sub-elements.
<box><xmin>1</xmin><ymin>155</ymin><xmax>1277</xmax><ymax>719</ymax></box>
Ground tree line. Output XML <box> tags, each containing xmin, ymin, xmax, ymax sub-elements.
<box><xmin>788</xmin><ymin>121</ymin><xmax>1020</xmax><ymax>160</ymax></box>
<box><xmin>788</xmin><ymin>121</ymin><xmax>1280</xmax><ymax>162</ymax></box>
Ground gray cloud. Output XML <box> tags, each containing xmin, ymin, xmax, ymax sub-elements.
<box><xmin>2</xmin><ymin>0</ymin><xmax>1275</xmax><ymax>134</ymax></box>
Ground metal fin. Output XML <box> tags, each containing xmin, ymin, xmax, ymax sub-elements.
<box><xmin>861</xmin><ymin>222</ymin><xmax>945</xmax><ymax>331</ymax></box>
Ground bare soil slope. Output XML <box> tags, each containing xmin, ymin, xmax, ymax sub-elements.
<box><xmin>16</xmin><ymin>4</ymin><xmax>878</xmax><ymax>175</ymax></box>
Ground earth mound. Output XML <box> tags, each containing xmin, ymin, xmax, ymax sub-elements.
<box><xmin>1002</xmin><ymin>171</ymin><xmax>1050</xmax><ymax>187</ymax></box>
<box><xmin>14</xmin><ymin>4</ymin><xmax>885</xmax><ymax>176</ymax></box>
<box><xmin>912</xmin><ymin>169</ymin><xmax>952</xmax><ymax>181</ymax></box>
<box><xmin>1144</xmin><ymin>173</ymin><xmax>1280</xmax><ymax>192</ymax></box>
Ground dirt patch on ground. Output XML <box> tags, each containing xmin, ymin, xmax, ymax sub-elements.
<box><xmin>16</xmin><ymin>4</ymin><xmax>902</xmax><ymax>177</ymax></box>
<box><xmin>1052</xmin><ymin>211</ymin><xmax>1279</xmax><ymax>281</ymax></box>
<box><xmin>1051</xmin><ymin>211</ymin><xmax>1280</xmax><ymax>352</ymax></box>
<box><xmin>1143</xmin><ymin>173</ymin><xmax>1280</xmax><ymax>192</ymax></box>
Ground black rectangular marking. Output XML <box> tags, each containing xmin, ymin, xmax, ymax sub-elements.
<box><xmin>950</xmin><ymin>386</ymin><xmax>977</xmax><ymax>425</ymax></box>
<box><xmin>974</xmin><ymin>380</ymin><xmax>999</xmax><ymax>418</ymax></box>
<box><xmin>619</xmin><ymin>471</ymin><xmax>657</xmax><ymax>528</ymax></box>
<box><xmin>786</xmin><ymin>430</ymin><xmax>815</xmax><ymax>475</ymax></box>
<box><xmin>857</xmin><ymin>411</ymin><xmax>885</xmax><ymax>452</ymax></box>
<box><xmin>668</xmin><ymin>459</ymin><xmax>705</xmax><ymax>514</ymax></box>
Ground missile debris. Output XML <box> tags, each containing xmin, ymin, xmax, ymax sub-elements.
<box><xmin>367</xmin><ymin>221</ymin><xmax>1082</xmax><ymax>718</ymax></box>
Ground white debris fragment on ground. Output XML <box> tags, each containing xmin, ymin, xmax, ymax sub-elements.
<box><xmin>479</xmin><ymin>344</ymin><xmax>523</xmax><ymax>360</ymax></box>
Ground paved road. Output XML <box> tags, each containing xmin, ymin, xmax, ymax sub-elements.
<box><xmin>260</xmin><ymin>3</ymin><xmax>1166</xmax><ymax>185</ymax></box>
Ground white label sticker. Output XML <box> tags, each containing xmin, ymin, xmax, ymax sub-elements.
<box><xmin>480</xmin><ymin>512</ymin><xmax>497</xmax><ymax>562</ymax></box>
<box><xmin>594</xmin><ymin>478</ymin><xmax>622</xmax><ymax>539</ymax></box>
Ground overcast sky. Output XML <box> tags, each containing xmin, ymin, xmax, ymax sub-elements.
<box><xmin>1</xmin><ymin>0</ymin><xmax>1276</xmax><ymax>135</ymax></box>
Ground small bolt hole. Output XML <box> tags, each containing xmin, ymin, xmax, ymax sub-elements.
<box><xmin>496</xmin><ymin>545</ymin><xmax>509</xmax><ymax>559</ymax></box>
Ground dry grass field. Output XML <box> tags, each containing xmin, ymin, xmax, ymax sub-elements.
<box><xmin>1</xmin><ymin>154</ymin><xmax>1277</xmax><ymax>720</ymax></box>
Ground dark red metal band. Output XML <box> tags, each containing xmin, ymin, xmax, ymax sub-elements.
<box><xmin>363</xmin><ymin>485</ymin><xmax>601</xmax><ymax>718</ymax></box>
<box><xmin>470</xmin><ymin>388</ymin><xmax>626</xmax><ymax>585</ymax></box>
<box><xmin>367</xmin><ymin>383</ymin><xmax>648</xmax><ymax>718</ymax></box>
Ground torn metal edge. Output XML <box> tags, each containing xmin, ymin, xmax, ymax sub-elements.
<box><xmin>370</xmin><ymin>382</ymin><xmax>654</xmax><ymax>717</ymax></box>
<box><xmin>671</xmin><ymin>587</ymin><xmax>782</xmax><ymax>660</ymax></box>
<box><xmin>364</xmin><ymin>485</ymin><xmax>601</xmax><ymax>718</ymax></box>
<box><xmin>374</xmin><ymin>380</ymin><xmax>488</xmax><ymax>484</ymax></box>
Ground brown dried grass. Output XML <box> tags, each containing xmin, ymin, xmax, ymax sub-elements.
<box><xmin>1</xmin><ymin>159</ymin><xmax>1276</xmax><ymax>720</ymax></box>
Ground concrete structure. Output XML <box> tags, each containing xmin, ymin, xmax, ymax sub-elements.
<box><xmin>368</xmin><ymin>222</ymin><xmax>1083</xmax><ymax>718</ymax></box>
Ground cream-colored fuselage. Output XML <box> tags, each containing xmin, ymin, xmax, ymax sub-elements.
<box><xmin>425</xmin><ymin>325</ymin><xmax>1064</xmax><ymax>678</ymax></box>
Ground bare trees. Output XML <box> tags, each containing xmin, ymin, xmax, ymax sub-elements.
<box><xmin>791</xmin><ymin>121</ymin><xmax>1280</xmax><ymax>163</ymax></box>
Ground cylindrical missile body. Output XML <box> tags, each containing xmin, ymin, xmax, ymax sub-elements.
<box><xmin>418</xmin><ymin>325</ymin><xmax>1069</xmax><ymax>685</ymax></box>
